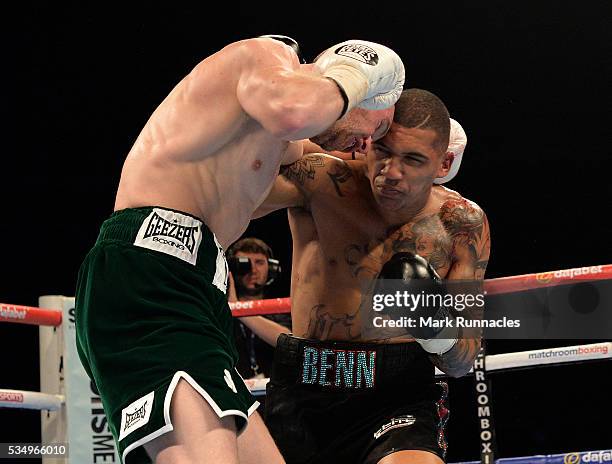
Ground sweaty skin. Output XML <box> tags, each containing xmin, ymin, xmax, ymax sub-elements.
<box><xmin>113</xmin><ymin>38</ymin><xmax>393</xmax><ymax>248</ymax></box>
<box><xmin>256</xmin><ymin>125</ymin><xmax>491</xmax><ymax>376</ymax></box>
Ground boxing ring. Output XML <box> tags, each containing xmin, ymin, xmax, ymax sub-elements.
<box><xmin>1</xmin><ymin>264</ymin><xmax>610</xmax><ymax>463</ymax></box>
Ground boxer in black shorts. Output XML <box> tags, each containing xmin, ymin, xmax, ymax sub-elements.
<box><xmin>257</xmin><ymin>89</ymin><xmax>490</xmax><ymax>463</ymax></box>
<box><xmin>266</xmin><ymin>335</ymin><xmax>449</xmax><ymax>464</ymax></box>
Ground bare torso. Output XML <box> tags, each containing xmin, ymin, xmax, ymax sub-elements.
<box><xmin>287</xmin><ymin>156</ymin><xmax>486</xmax><ymax>341</ymax></box>
<box><xmin>114</xmin><ymin>42</ymin><xmax>300</xmax><ymax>248</ymax></box>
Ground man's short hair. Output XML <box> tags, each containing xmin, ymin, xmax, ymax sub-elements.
<box><xmin>393</xmin><ymin>88</ymin><xmax>450</xmax><ymax>152</ymax></box>
<box><xmin>227</xmin><ymin>237</ymin><xmax>274</xmax><ymax>260</ymax></box>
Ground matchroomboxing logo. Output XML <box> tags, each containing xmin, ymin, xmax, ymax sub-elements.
<box><xmin>374</xmin><ymin>415</ymin><xmax>416</xmax><ymax>439</ymax></box>
<box><xmin>335</xmin><ymin>43</ymin><xmax>379</xmax><ymax>65</ymax></box>
<box><xmin>118</xmin><ymin>391</ymin><xmax>154</xmax><ymax>441</ymax></box>
<box><xmin>528</xmin><ymin>344</ymin><xmax>609</xmax><ymax>359</ymax></box>
<box><xmin>134</xmin><ymin>209</ymin><xmax>203</xmax><ymax>265</ymax></box>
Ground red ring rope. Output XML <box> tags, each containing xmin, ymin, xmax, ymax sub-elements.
<box><xmin>1</xmin><ymin>264</ymin><xmax>610</xmax><ymax>324</ymax></box>
<box><xmin>231</xmin><ymin>263</ymin><xmax>612</xmax><ymax>317</ymax></box>
<box><xmin>484</xmin><ymin>264</ymin><xmax>611</xmax><ymax>295</ymax></box>
<box><xmin>0</xmin><ymin>304</ymin><xmax>62</xmax><ymax>326</ymax></box>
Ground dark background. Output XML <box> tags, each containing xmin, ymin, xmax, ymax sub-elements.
<box><xmin>2</xmin><ymin>1</ymin><xmax>610</xmax><ymax>462</ymax></box>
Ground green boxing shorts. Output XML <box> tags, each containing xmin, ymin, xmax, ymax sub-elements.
<box><xmin>75</xmin><ymin>207</ymin><xmax>259</xmax><ymax>464</ymax></box>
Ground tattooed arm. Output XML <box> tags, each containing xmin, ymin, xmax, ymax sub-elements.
<box><xmin>432</xmin><ymin>199</ymin><xmax>491</xmax><ymax>377</ymax></box>
<box><xmin>253</xmin><ymin>154</ymin><xmax>331</xmax><ymax>218</ymax></box>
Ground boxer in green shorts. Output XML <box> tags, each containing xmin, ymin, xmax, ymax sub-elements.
<box><xmin>76</xmin><ymin>207</ymin><xmax>259</xmax><ymax>463</ymax></box>
<box><xmin>74</xmin><ymin>36</ymin><xmax>404</xmax><ymax>463</ymax></box>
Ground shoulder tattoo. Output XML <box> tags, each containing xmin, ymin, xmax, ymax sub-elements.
<box><xmin>440</xmin><ymin>198</ymin><xmax>490</xmax><ymax>269</ymax></box>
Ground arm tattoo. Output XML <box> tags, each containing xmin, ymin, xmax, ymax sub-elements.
<box><xmin>280</xmin><ymin>154</ymin><xmax>325</xmax><ymax>186</ymax></box>
<box><xmin>432</xmin><ymin>199</ymin><xmax>490</xmax><ymax>375</ymax></box>
<box><xmin>405</xmin><ymin>216</ymin><xmax>453</xmax><ymax>271</ymax></box>
<box><xmin>327</xmin><ymin>161</ymin><xmax>353</xmax><ymax>197</ymax></box>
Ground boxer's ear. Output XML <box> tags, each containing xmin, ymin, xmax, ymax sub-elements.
<box><xmin>436</xmin><ymin>151</ymin><xmax>455</xmax><ymax>181</ymax></box>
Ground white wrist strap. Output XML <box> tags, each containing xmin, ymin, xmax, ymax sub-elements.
<box><xmin>322</xmin><ymin>65</ymin><xmax>368</xmax><ymax>117</ymax></box>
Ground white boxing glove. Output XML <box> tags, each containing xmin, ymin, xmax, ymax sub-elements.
<box><xmin>314</xmin><ymin>40</ymin><xmax>405</xmax><ymax>116</ymax></box>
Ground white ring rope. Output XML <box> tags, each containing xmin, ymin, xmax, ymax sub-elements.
<box><xmin>0</xmin><ymin>389</ymin><xmax>64</xmax><ymax>411</ymax></box>
<box><xmin>476</xmin><ymin>341</ymin><xmax>610</xmax><ymax>372</ymax></box>
<box><xmin>2</xmin><ymin>344</ymin><xmax>609</xmax><ymax>407</ymax></box>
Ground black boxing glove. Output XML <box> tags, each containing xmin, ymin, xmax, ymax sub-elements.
<box><xmin>375</xmin><ymin>252</ymin><xmax>457</xmax><ymax>354</ymax></box>
<box><xmin>378</xmin><ymin>252</ymin><xmax>441</xmax><ymax>281</ymax></box>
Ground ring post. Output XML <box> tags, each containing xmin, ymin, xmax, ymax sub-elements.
<box><xmin>39</xmin><ymin>295</ymin><xmax>119</xmax><ymax>464</ymax></box>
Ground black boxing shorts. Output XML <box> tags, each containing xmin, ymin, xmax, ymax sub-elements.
<box><xmin>265</xmin><ymin>334</ymin><xmax>449</xmax><ymax>464</ymax></box>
